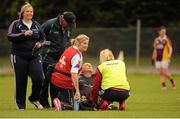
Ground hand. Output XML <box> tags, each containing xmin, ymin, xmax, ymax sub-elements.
<box><xmin>24</xmin><ymin>30</ymin><xmax>33</xmax><ymax>36</ymax></box>
<box><xmin>74</xmin><ymin>91</ymin><xmax>80</xmax><ymax>100</ymax></box>
<box><xmin>151</xmin><ymin>59</ymin><xmax>155</xmax><ymax>66</ymax></box>
<box><xmin>32</xmin><ymin>42</ymin><xmax>41</xmax><ymax>55</ymax></box>
<box><xmin>168</xmin><ymin>54</ymin><xmax>172</xmax><ymax>59</ymax></box>
<box><xmin>34</xmin><ymin>42</ymin><xmax>41</xmax><ymax>49</ymax></box>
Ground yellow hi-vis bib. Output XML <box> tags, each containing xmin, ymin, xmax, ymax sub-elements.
<box><xmin>98</xmin><ymin>60</ymin><xmax>130</xmax><ymax>91</ymax></box>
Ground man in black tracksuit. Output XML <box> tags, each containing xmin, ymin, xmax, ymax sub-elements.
<box><xmin>39</xmin><ymin>12</ymin><xmax>76</xmax><ymax>108</ymax></box>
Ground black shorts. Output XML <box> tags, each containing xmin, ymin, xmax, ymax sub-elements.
<box><xmin>100</xmin><ymin>88</ymin><xmax>130</xmax><ymax>102</ymax></box>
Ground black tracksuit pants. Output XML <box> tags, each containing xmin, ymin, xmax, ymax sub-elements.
<box><xmin>40</xmin><ymin>61</ymin><xmax>59</xmax><ymax>107</ymax></box>
<box><xmin>10</xmin><ymin>54</ymin><xmax>44</xmax><ymax>109</ymax></box>
<box><xmin>52</xmin><ymin>84</ymin><xmax>74</xmax><ymax>106</ymax></box>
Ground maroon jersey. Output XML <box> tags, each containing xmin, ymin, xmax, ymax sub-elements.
<box><xmin>153</xmin><ymin>36</ymin><xmax>172</xmax><ymax>61</ymax></box>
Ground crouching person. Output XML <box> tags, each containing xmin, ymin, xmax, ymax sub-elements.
<box><xmin>90</xmin><ymin>49</ymin><xmax>130</xmax><ymax>110</ymax></box>
<box><xmin>50</xmin><ymin>34</ymin><xmax>90</xmax><ymax>111</ymax></box>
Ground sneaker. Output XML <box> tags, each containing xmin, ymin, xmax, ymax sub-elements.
<box><xmin>17</xmin><ymin>107</ymin><xmax>25</xmax><ymax>110</ymax></box>
<box><xmin>172</xmin><ymin>82</ymin><xmax>176</xmax><ymax>89</ymax></box>
<box><xmin>119</xmin><ymin>101</ymin><xmax>125</xmax><ymax>110</ymax></box>
<box><xmin>61</xmin><ymin>102</ymin><xmax>73</xmax><ymax>110</ymax></box>
<box><xmin>107</xmin><ymin>103</ymin><xmax>118</xmax><ymax>110</ymax></box>
<box><xmin>53</xmin><ymin>98</ymin><xmax>62</xmax><ymax>111</ymax></box>
<box><xmin>17</xmin><ymin>105</ymin><xmax>25</xmax><ymax>110</ymax></box>
<box><xmin>39</xmin><ymin>100</ymin><xmax>50</xmax><ymax>108</ymax></box>
<box><xmin>43</xmin><ymin>104</ymin><xmax>50</xmax><ymax>108</ymax></box>
<box><xmin>30</xmin><ymin>101</ymin><xmax>43</xmax><ymax>109</ymax></box>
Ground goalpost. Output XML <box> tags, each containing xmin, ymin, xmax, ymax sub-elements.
<box><xmin>136</xmin><ymin>19</ymin><xmax>141</xmax><ymax>67</ymax></box>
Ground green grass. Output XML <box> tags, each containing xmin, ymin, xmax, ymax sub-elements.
<box><xmin>1</xmin><ymin>55</ymin><xmax>180</xmax><ymax>68</ymax></box>
<box><xmin>0</xmin><ymin>73</ymin><xmax>180</xmax><ymax>118</ymax></box>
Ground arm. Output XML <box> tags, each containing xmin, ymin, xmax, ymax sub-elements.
<box><xmin>71</xmin><ymin>72</ymin><xmax>80</xmax><ymax>99</ymax></box>
<box><xmin>152</xmin><ymin>38</ymin><xmax>157</xmax><ymax>60</ymax></box>
<box><xmin>71</xmin><ymin>53</ymin><xmax>82</xmax><ymax>99</ymax></box>
<box><xmin>41</xmin><ymin>20</ymin><xmax>51</xmax><ymax>36</ymax></box>
<box><xmin>7</xmin><ymin>20</ymin><xmax>26</xmax><ymax>42</ymax></box>
<box><xmin>90</xmin><ymin>68</ymin><xmax>102</xmax><ymax>104</ymax></box>
<box><xmin>167</xmin><ymin>38</ymin><xmax>173</xmax><ymax>59</ymax></box>
<box><xmin>33</xmin><ymin>21</ymin><xmax>46</xmax><ymax>49</ymax></box>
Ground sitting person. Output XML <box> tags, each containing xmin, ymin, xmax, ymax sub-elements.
<box><xmin>78</xmin><ymin>63</ymin><xmax>96</xmax><ymax>110</ymax></box>
<box><xmin>90</xmin><ymin>49</ymin><xmax>130</xmax><ymax>110</ymax></box>
<box><xmin>79</xmin><ymin>62</ymin><xmax>94</xmax><ymax>98</ymax></box>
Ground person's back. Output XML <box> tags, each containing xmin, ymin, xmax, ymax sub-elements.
<box><xmin>41</xmin><ymin>17</ymin><xmax>67</xmax><ymax>62</ymax></box>
<box><xmin>98</xmin><ymin>59</ymin><xmax>130</xmax><ymax>91</ymax></box>
<box><xmin>90</xmin><ymin>49</ymin><xmax>130</xmax><ymax>110</ymax></box>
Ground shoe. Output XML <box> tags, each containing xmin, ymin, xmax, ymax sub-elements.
<box><xmin>107</xmin><ymin>103</ymin><xmax>118</xmax><ymax>110</ymax></box>
<box><xmin>53</xmin><ymin>98</ymin><xmax>62</xmax><ymax>111</ymax></box>
<box><xmin>61</xmin><ymin>102</ymin><xmax>73</xmax><ymax>110</ymax></box>
<box><xmin>43</xmin><ymin>104</ymin><xmax>50</xmax><ymax>108</ymax></box>
<box><xmin>30</xmin><ymin>101</ymin><xmax>43</xmax><ymax>109</ymax></box>
<box><xmin>172</xmin><ymin>82</ymin><xmax>176</xmax><ymax>89</ymax></box>
<box><xmin>17</xmin><ymin>105</ymin><xmax>25</xmax><ymax>110</ymax></box>
<box><xmin>119</xmin><ymin>101</ymin><xmax>125</xmax><ymax>110</ymax></box>
<box><xmin>39</xmin><ymin>100</ymin><xmax>50</xmax><ymax>108</ymax></box>
<box><xmin>17</xmin><ymin>107</ymin><xmax>25</xmax><ymax>110</ymax></box>
<box><xmin>161</xmin><ymin>86</ymin><xmax>167</xmax><ymax>90</ymax></box>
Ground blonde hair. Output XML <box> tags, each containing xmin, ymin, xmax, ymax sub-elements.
<box><xmin>70</xmin><ymin>38</ymin><xmax>76</xmax><ymax>46</ymax></box>
<box><xmin>18</xmin><ymin>2</ymin><xmax>33</xmax><ymax>19</ymax></box>
<box><xmin>73</xmin><ymin>34</ymin><xmax>89</xmax><ymax>46</ymax></box>
<box><xmin>99</xmin><ymin>49</ymin><xmax>115</xmax><ymax>63</ymax></box>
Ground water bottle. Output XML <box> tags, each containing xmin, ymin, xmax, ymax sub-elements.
<box><xmin>74</xmin><ymin>99</ymin><xmax>80</xmax><ymax>111</ymax></box>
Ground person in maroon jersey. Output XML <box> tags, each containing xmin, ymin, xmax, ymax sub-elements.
<box><xmin>50</xmin><ymin>34</ymin><xmax>90</xmax><ymax>110</ymax></box>
<box><xmin>152</xmin><ymin>26</ymin><xmax>176</xmax><ymax>90</ymax></box>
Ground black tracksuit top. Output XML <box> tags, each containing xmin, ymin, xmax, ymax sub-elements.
<box><xmin>7</xmin><ymin>19</ymin><xmax>45</xmax><ymax>58</ymax></box>
<box><xmin>41</xmin><ymin>16</ymin><xmax>71</xmax><ymax>63</ymax></box>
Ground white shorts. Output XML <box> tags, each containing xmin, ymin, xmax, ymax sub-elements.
<box><xmin>155</xmin><ymin>60</ymin><xmax>169</xmax><ymax>69</ymax></box>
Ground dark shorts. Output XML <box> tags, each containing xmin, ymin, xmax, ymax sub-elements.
<box><xmin>100</xmin><ymin>88</ymin><xmax>130</xmax><ymax>102</ymax></box>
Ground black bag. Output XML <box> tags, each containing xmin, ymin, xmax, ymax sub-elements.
<box><xmin>46</xmin><ymin>64</ymin><xmax>56</xmax><ymax>79</ymax></box>
<box><xmin>80</xmin><ymin>99</ymin><xmax>97</xmax><ymax>111</ymax></box>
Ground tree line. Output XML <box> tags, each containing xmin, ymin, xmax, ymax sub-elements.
<box><xmin>1</xmin><ymin>0</ymin><xmax>180</xmax><ymax>28</ymax></box>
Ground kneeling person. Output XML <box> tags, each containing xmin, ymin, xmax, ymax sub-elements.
<box><xmin>90</xmin><ymin>49</ymin><xmax>130</xmax><ymax>110</ymax></box>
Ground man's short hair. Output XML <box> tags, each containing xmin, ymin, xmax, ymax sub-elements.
<box><xmin>63</xmin><ymin>11</ymin><xmax>76</xmax><ymax>28</ymax></box>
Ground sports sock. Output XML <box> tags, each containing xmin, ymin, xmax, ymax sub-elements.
<box><xmin>170</xmin><ymin>79</ymin><xmax>174</xmax><ymax>84</ymax></box>
<box><xmin>162</xmin><ymin>82</ymin><xmax>166</xmax><ymax>87</ymax></box>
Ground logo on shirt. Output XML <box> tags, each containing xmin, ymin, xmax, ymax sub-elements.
<box><xmin>59</xmin><ymin>56</ymin><xmax>66</xmax><ymax>68</ymax></box>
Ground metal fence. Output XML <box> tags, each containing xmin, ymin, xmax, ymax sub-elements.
<box><xmin>1</xmin><ymin>27</ymin><xmax>180</xmax><ymax>57</ymax></box>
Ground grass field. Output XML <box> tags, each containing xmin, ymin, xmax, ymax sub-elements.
<box><xmin>0</xmin><ymin>73</ymin><xmax>180</xmax><ymax>118</ymax></box>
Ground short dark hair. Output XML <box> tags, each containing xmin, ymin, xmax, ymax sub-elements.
<box><xmin>63</xmin><ymin>12</ymin><xmax>76</xmax><ymax>24</ymax></box>
<box><xmin>158</xmin><ymin>26</ymin><xmax>166</xmax><ymax>32</ymax></box>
